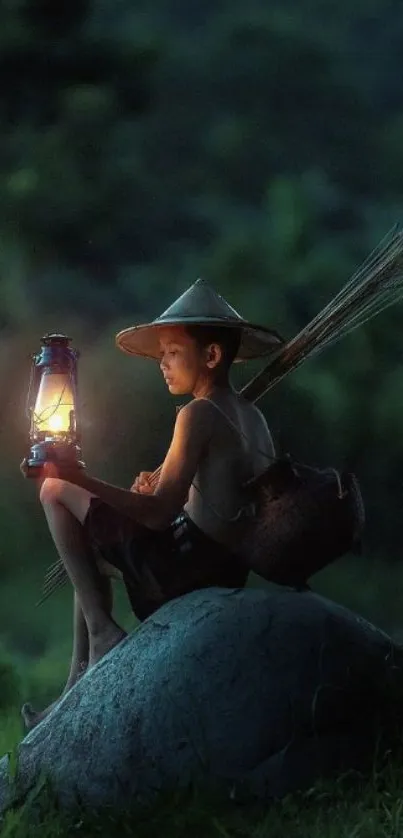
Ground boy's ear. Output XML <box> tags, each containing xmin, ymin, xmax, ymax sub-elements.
<box><xmin>205</xmin><ymin>342</ymin><xmax>223</xmax><ymax>369</ymax></box>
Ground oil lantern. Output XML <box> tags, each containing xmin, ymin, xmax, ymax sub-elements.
<box><xmin>26</xmin><ymin>333</ymin><xmax>85</xmax><ymax>474</ymax></box>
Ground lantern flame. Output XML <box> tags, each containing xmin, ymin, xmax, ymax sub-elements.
<box><xmin>47</xmin><ymin>414</ymin><xmax>64</xmax><ymax>433</ymax></box>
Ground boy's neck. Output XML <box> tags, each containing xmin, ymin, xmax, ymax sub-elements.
<box><xmin>193</xmin><ymin>375</ymin><xmax>233</xmax><ymax>400</ymax></box>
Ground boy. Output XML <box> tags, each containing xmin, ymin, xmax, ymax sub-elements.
<box><xmin>21</xmin><ymin>279</ymin><xmax>283</xmax><ymax>730</ymax></box>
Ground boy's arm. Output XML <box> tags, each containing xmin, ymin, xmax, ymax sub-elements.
<box><xmin>55</xmin><ymin>399</ymin><xmax>213</xmax><ymax>530</ymax></box>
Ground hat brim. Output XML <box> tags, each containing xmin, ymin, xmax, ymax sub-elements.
<box><xmin>115</xmin><ymin>317</ymin><xmax>285</xmax><ymax>362</ymax></box>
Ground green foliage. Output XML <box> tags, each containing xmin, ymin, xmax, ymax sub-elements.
<box><xmin>3</xmin><ymin>750</ymin><xmax>403</xmax><ymax>836</ymax></box>
<box><xmin>0</xmin><ymin>649</ymin><xmax>21</xmax><ymax>713</ymax></box>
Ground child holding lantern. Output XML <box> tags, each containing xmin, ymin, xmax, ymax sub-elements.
<box><xmin>21</xmin><ymin>279</ymin><xmax>282</xmax><ymax>730</ymax></box>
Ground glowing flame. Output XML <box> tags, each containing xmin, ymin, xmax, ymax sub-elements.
<box><xmin>47</xmin><ymin>414</ymin><xmax>64</xmax><ymax>433</ymax></box>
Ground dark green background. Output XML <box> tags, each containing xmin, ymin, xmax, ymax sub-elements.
<box><xmin>1</xmin><ymin>0</ymin><xmax>403</xmax><ymax>702</ymax></box>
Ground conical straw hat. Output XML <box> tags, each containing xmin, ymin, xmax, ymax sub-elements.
<box><xmin>116</xmin><ymin>278</ymin><xmax>284</xmax><ymax>362</ymax></box>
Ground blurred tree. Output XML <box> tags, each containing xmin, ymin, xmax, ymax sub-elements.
<box><xmin>1</xmin><ymin>0</ymin><xmax>403</xmax><ymax>585</ymax></box>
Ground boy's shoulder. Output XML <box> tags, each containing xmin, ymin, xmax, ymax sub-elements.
<box><xmin>178</xmin><ymin>392</ymin><xmax>269</xmax><ymax>439</ymax></box>
<box><xmin>176</xmin><ymin>398</ymin><xmax>214</xmax><ymax>421</ymax></box>
<box><xmin>173</xmin><ymin>398</ymin><xmax>216</xmax><ymax>441</ymax></box>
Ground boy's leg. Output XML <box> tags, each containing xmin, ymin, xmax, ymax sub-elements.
<box><xmin>65</xmin><ymin>592</ymin><xmax>90</xmax><ymax>689</ymax></box>
<box><xmin>38</xmin><ymin>477</ymin><xmax>127</xmax><ymax>667</ymax></box>
<box><xmin>22</xmin><ymin>580</ymin><xmax>113</xmax><ymax>731</ymax></box>
<box><xmin>64</xmin><ymin>581</ymin><xmax>112</xmax><ymax>692</ymax></box>
<box><xmin>64</xmin><ymin>571</ymin><xmax>113</xmax><ymax>691</ymax></box>
<box><xmin>21</xmin><ymin>478</ymin><xmax>126</xmax><ymax>729</ymax></box>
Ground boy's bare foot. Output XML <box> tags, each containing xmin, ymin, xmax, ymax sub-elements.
<box><xmin>89</xmin><ymin>623</ymin><xmax>127</xmax><ymax>667</ymax></box>
<box><xmin>21</xmin><ymin>699</ymin><xmax>59</xmax><ymax>732</ymax></box>
<box><xmin>21</xmin><ymin>661</ymin><xmax>88</xmax><ymax>732</ymax></box>
<box><xmin>21</xmin><ymin>626</ymin><xmax>126</xmax><ymax>733</ymax></box>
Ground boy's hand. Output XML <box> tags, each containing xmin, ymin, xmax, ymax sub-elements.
<box><xmin>131</xmin><ymin>471</ymin><xmax>154</xmax><ymax>494</ymax></box>
<box><xmin>19</xmin><ymin>458</ymin><xmax>59</xmax><ymax>484</ymax></box>
<box><xmin>20</xmin><ymin>459</ymin><xmax>83</xmax><ymax>483</ymax></box>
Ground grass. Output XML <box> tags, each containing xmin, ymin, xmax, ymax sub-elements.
<box><xmin>1</xmin><ymin>746</ymin><xmax>403</xmax><ymax>837</ymax></box>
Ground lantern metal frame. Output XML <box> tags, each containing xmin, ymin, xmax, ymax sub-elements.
<box><xmin>26</xmin><ymin>333</ymin><xmax>85</xmax><ymax>474</ymax></box>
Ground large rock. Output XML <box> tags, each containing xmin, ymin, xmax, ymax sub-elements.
<box><xmin>1</xmin><ymin>586</ymin><xmax>403</xmax><ymax>814</ymax></box>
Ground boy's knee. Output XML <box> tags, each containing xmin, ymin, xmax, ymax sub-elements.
<box><xmin>40</xmin><ymin>479</ymin><xmax>95</xmax><ymax>523</ymax></box>
<box><xmin>39</xmin><ymin>477</ymin><xmax>65</xmax><ymax>506</ymax></box>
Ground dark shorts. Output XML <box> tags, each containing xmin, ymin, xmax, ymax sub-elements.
<box><xmin>83</xmin><ymin>498</ymin><xmax>248</xmax><ymax>621</ymax></box>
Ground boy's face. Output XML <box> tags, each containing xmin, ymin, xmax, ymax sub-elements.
<box><xmin>158</xmin><ymin>326</ymin><xmax>220</xmax><ymax>396</ymax></box>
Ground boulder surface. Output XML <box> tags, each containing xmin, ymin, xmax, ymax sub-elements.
<box><xmin>1</xmin><ymin>586</ymin><xmax>403</xmax><ymax>813</ymax></box>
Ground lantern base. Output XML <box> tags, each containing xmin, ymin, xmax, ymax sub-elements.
<box><xmin>26</xmin><ymin>440</ymin><xmax>85</xmax><ymax>475</ymax></box>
